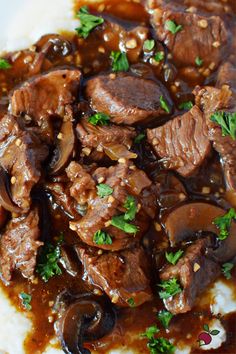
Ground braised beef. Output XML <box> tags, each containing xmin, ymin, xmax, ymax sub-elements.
<box><xmin>86</xmin><ymin>73</ymin><xmax>173</xmax><ymax>125</ymax></box>
<box><xmin>160</xmin><ymin>238</ymin><xmax>221</xmax><ymax>314</ymax></box>
<box><xmin>0</xmin><ymin>115</ymin><xmax>48</xmax><ymax>211</ymax></box>
<box><xmin>147</xmin><ymin>106</ymin><xmax>211</xmax><ymax>177</ymax></box>
<box><xmin>148</xmin><ymin>1</ymin><xmax>228</xmax><ymax>68</ymax></box>
<box><xmin>76</xmin><ymin>245</ymin><xmax>152</xmax><ymax>307</ymax></box>
<box><xmin>0</xmin><ymin>209</ymin><xmax>42</xmax><ymax>283</ymax></box>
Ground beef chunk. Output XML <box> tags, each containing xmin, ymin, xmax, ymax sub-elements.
<box><xmin>76</xmin><ymin>246</ymin><xmax>152</xmax><ymax>307</ymax></box>
<box><xmin>76</xmin><ymin>119</ymin><xmax>136</xmax><ymax>152</ymax></box>
<box><xmin>67</xmin><ymin>161</ymin><xmax>153</xmax><ymax>251</ymax></box>
<box><xmin>183</xmin><ymin>0</ymin><xmax>231</xmax><ymax>14</ymax></box>
<box><xmin>147</xmin><ymin>106</ymin><xmax>211</xmax><ymax>177</ymax></box>
<box><xmin>148</xmin><ymin>1</ymin><xmax>228</xmax><ymax>68</ymax></box>
<box><xmin>10</xmin><ymin>69</ymin><xmax>81</xmax><ymax>139</ymax></box>
<box><xmin>0</xmin><ymin>115</ymin><xmax>48</xmax><ymax>211</ymax></box>
<box><xmin>160</xmin><ymin>238</ymin><xmax>221</xmax><ymax>314</ymax></box>
<box><xmin>217</xmin><ymin>62</ymin><xmax>236</xmax><ymax>94</ymax></box>
<box><xmin>0</xmin><ymin>209</ymin><xmax>42</xmax><ymax>283</ymax></box>
<box><xmin>86</xmin><ymin>73</ymin><xmax>173</xmax><ymax>125</ymax></box>
<box><xmin>195</xmin><ymin>85</ymin><xmax>236</xmax><ymax>189</ymax></box>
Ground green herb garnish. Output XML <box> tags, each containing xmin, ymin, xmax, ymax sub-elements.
<box><xmin>124</xmin><ymin>195</ymin><xmax>137</xmax><ymax>221</ymax></box>
<box><xmin>134</xmin><ymin>133</ymin><xmax>145</xmax><ymax>144</ymax></box>
<box><xmin>141</xmin><ymin>325</ymin><xmax>175</xmax><ymax>354</ymax></box>
<box><xmin>75</xmin><ymin>6</ymin><xmax>104</xmax><ymax>38</ymax></box>
<box><xmin>158</xmin><ymin>278</ymin><xmax>182</xmax><ymax>299</ymax></box>
<box><xmin>160</xmin><ymin>96</ymin><xmax>170</xmax><ymax>113</ymax></box>
<box><xmin>93</xmin><ymin>230</ymin><xmax>113</xmax><ymax>245</ymax></box>
<box><xmin>141</xmin><ymin>325</ymin><xmax>160</xmax><ymax>339</ymax></box>
<box><xmin>213</xmin><ymin>208</ymin><xmax>236</xmax><ymax>240</ymax></box>
<box><xmin>36</xmin><ymin>236</ymin><xmax>63</xmax><ymax>282</ymax></box>
<box><xmin>97</xmin><ymin>183</ymin><xmax>113</xmax><ymax>198</ymax></box>
<box><xmin>210</xmin><ymin>111</ymin><xmax>236</xmax><ymax>140</ymax></box>
<box><xmin>127</xmin><ymin>297</ymin><xmax>135</xmax><ymax>307</ymax></box>
<box><xmin>178</xmin><ymin>101</ymin><xmax>193</xmax><ymax>110</ymax></box>
<box><xmin>0</xmin><ymin>58</ymin><xmax>11</xmax><ymax>70</ymax></box>
<box><xmin>88</xmin><ymin>112</ymin><xmax>110</xmax><ymax>126</ymax></box>
<box><xmin>154</xmin><ymin>51</ymin><xmax>165</xmax><ymax>62</ymax></box>
<box><xmin>195</xmin><ymin>56</ymin><xmax>203</xmax><ymax>67</ymax></box>
<box><xmin>19</xmin><ymin>292</ymin><xmax>32</xmax><ymax>311</ymax></box>
<box><xmin>111</xmin><ymin>215</ymin><xmax>138</xmax><ymax>234</ymax></box>
<box><xmin>157</xmin><ymin>310</ymin><xmax>173</xmax><ymax>329</ymax></box>
<box><xmin>144</xmin><ymin>39</ymin><xmax>155</xmax><ymax>51</ymax></box>
<box><xmin>165</xmin><ymin>250</ymin><xmax>184</xmax><ymax>265</ymax></box>
<box><xmin>110</xmin><ymin>51</ymin><xmax>129</xmax><ymax>72</ymax></box>
<box><xmin>165</xmin><ymin>20</ymin><xmax>182</xmax><ymax>34</ymax></box>
<box><xmin>222</xmin><ymin>262</ymin><xmax>234</xmax><ymax>280</ymax></box>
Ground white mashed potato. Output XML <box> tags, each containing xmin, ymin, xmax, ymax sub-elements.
<box><xmin>0</xmin><ymin>0</ymin><xmax>235</xmax><ymax>353</ymax></box>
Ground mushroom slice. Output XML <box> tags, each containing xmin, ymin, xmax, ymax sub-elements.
<box><xmin>0</xmin><ymin>168</ymin><xmax>21</xmax><ymax>213</ymax></box>
<box><xmin>49</xmin><ymin>119</ymin><xmax>75</xmax><ymax>175</ymax></box>
<box><xmin>56</xmin><ymin>295</ymin><xmax>116</xmax><ymax>354</ymax></box>
<box><xmin>164</xmin><ymin>202</ymin><xmax>236</xmax><ymax>262</ymax></box>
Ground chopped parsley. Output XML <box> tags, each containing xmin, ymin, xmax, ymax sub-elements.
<box><xmin>127</xmin><ymin>297</ymin><xmax>135</xmax><ymax>307</ymax></box>
<box><xmin>195</xmin><ymin>56</ymin><xmax>203</xmax><ymax>67</ymax></box>
<box><xmin>165</xmin><ymin>250</ymin><xmax>184</xmax><ymax>265</ymax></box>
<box><xmin>110</xmin><ymin>51</ymin><xmax>129</xmax><ymax>72</ymax></box>
<box><xmin>178</xmin><ymin>101</ymin><xmax>193</xmax><ymax>110</ymax></box>
<box><xmin>124</xmin><ymin>195</ymin><xmax>137</xmax><ymax>221</ymax></box>
<box><xmin>97</xmin><ymin>183</ymin><xmax>113</xmax><ymax>198</ymax></box>
<box><xmin>160</xmin><ymin>96</ymin><xmax>170</xmax><ymax>113</ymax></box>
<box><xmin>213</xmin><ymin>208</ymin><xmax>236</xmax><ymax>240</ymax></box>
<box><xmin>222</xmin><ymin>262</ymin><xmax>234</xmax><ymax>280</ymax></box>
<box><xmin>154</xmin><ymin>51</ymin><xmax>165</xmax><ymax>62</ymax></box>
<box><xmin>165</xmin><ymin>20</ymin><xmax>182</xmax><ymax>34</ymax></box>
<box><xmin>19</xmin><ymin>292</ymin><xmax>32</xmax><ymax>311</ymax></box>
<box><xmin>134</xmin><ymin>133</ymin><xmax>145</xmax><ymax>144</ymax></box>
<box><xmin>75</xmin><ymin>6</ymin><xmax>104</xmax><ymax>38</ymax></box>
<box><xmin>111</xmin><ymin>215</ymin><xmax>138</xmax><ymax>233</ymax></box>
<box><xmin>36</xmin><ymin>236</ymin><xmax>63</xmax><ymax>282</ymax></box>
<box><xmin>210</xmin><ymin>111</ymin><xmax>236</xmax><ymax>140</ymax></box>
<box><xmin>158</xmin><ymin>278</ymin><xmax>182</xmax><ymax>299</ymax></box>
<box><xmin>144</xmin><ymin>39</ymin><xmax>155</xmax><ymax>51</ymax></box>
<box><xmin>141</xmin><ymin>325</ymin><xmax>175</xmax><ymax>354</ymax></box>
<box><xmin>157</xmin><ymin>310</ymin><xmax>173</xmax><ymax>329</ymax></box>
<box><xmin>0</xmin><ymin>58</ymin><xmax>11</xmax><ymax>69</ymax></box>
<box><xmin>93</xmin><ymin>230</ymin><xmax>113</xmax><ymax>245</ymax></box>
<box><xmin>88</xmin><ymin>112</ymin><xmax>110</xmax><ymax>126</ymax></box>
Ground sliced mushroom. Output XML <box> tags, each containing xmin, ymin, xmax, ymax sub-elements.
<box><xmin>0</xmin><ymin>168</ymin><xmax>21</xmax><ymax>213</ymax></box>
<box><xmin>49</xmin><ymin>116</ymin><xmax>75</xmax><ymax>175</ymax></box>
<box><xmin>55</xmin><ymin>294</ymin><xmax>116</xmax><ymax>354</ymax></box>
<box><xmin>164</xmin><ymin>202</ymin><xmax>236</xmax><ymax>262</ymax></box>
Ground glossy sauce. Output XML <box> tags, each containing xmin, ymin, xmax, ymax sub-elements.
<box><xmin>0</xmin><ymin>1</ymin><xmax>236</xmax><ymax>353</ymax></box>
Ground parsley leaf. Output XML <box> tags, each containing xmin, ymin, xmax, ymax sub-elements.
<box><xmin>141</xmin><ymin>326</ymin><xmax>175</xmax><ymax>354</ymax></box>
<box><xmin>210</xmin><ymin>111</ymin><xmax>236</xmax><ymax>140</ymax></box>
<box><xmin>93</xmin><ymin>230</ymin><xmax>113</xmax><ymax>245</ymax></box>
<box><xmin>36</xmin><ymin>238</ymin><xmax>62</xmax><ymax>282</ymax></box>
<box><xmin>124</xmin><ymin>195</ymin><xmax>137</xmax><ymax>221</ymax></box>
<box><xmin>154</xmin><ymin>51</ymin><xmax>165</xmax><ymax>62</ymax></box>
<box><xmin>165</xmin><ymin>250</ymin><xmax>184</xmax><ymax>265</ymax></box>
<box><xmin>141</xmin><ymin>325</ymin><xmax>160</xmax><ymax>339</ymax></box>
<box><xmin>0</xmin><ymin>58</ymin><xmax>11</xmax><ymax>70</ymax></box>
<box><xmin>195</xmin><ymin>56</ymin><xmax>203</xmax><ymax>67</ymax></box>
<box><xmin>75</xmin><ymin>6</ymin><xmax>104</xmax><ymax>38</ymax></box>
<box><xmin>19</xmin><ymin>292</ymin><xmax>32</xmax><ymax>311</ymax></box>
<box><xmin>110</xmin><ymin>51</ymin><xmax>129</xmax><ymax>72</ymax></box>
<box><xmin>222</xmin><ymin>262</ymin><xmax>234</xmax><ymax>280</ymax></box>
<box><xmin>178</xmin><ymin>101</ymin><xmax>193</xmax><ymax>110</ymax></box>
<box><xmin>165</xmin><ymin>20</ymin><xmax>182</xmax><ymax>34</ymax></box>
<box><xmin>160</xmin><ymin>96</ymin><xmax>170</xmax><ymax>113</ymax></box>
<box><xmin>111</xmin><ymin>215</ymin><xmax>139</xmax><ymax>234</ymax></box>
<box><xmin>127</xmin><ymin>297</ymin><xmax>135</xmax><ymax>307</ymax></box>
<box><xmin>158</xmin><ymin>278</ymin><xmax>182</xmax><ymax>299</ymax></box>
<box><xmin>88</xmin><ymin>112</ymin><xmax>110</xmax><ymax>126</ymax></box>
<box><xmin>157</xmin><ymin>310</ymin><xmax>173</xmax><ymax>329</ymax></box>
<box><xmin>144</xmin><ymin>39</ymin><xmax>155</xmax><ymax>51</ymax></box>
<box><xmin>134</xmin><ymin>133</ymin><xmax>145</xmax><ymax>144</ymax></box>
<box><xmin>213</xmin><ymin>208</ymin><xmax>236</xmax><ymax>240</ymax></box>
<box><xmin>97</xmin><ymin>183</ymin><xmax>113</xmax><ymax>198</ymax></box>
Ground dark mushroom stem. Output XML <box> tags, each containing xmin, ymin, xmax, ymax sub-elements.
<box><xmin>56</xmin><ymin>294</ymin><xmax>116</xmax><ymax>354</ymax></box>
<box><xmin>0</xmin><ymin>167</ymin><xmax>21</xmax><ymax>213</ymax></box>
